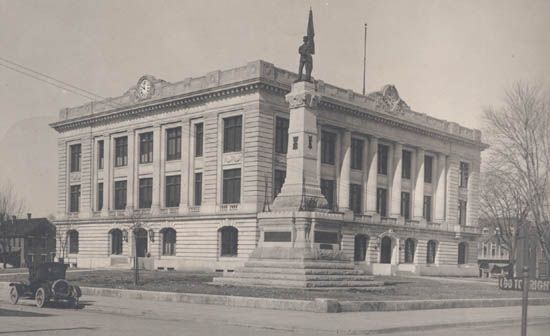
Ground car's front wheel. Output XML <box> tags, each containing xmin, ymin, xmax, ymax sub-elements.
<box><xmin>35</xmin><ymin>287</ymin><xmax>48</xmax><ymax>308</ymax></box>
<box><xmin>9</xmin><ymin>287</ymin><xmax>19</xmax><ymax>305</ymax></box>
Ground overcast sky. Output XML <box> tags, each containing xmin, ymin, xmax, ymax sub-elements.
<box><xmin>0</xmin><ymin>0</ymin><xmax>549</xmax><ymax>216</ymax></box>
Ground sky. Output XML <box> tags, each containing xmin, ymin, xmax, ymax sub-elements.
<box><xmin>0</xmin><ymin>0</ymin><xmax>549</xmax><ymax>216</ymax></box>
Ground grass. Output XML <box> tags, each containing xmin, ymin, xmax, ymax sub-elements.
<box><xmin>2</xmin><ymin>269</ymin><xmax>550</xmax><ymax>302</ymax></box>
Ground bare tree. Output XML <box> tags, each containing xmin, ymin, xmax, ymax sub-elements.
<box><xmin>483</xmin><ymin>82</ymin><xmax>550</xmax><ymax>266</ymax></box>
<box><xmin>0</xmin><ymin>178</ymin><xmax>26</xmax><ymax>268</ymax></box>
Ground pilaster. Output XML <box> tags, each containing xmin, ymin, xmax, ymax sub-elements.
<box><xmin>102</xmin><ymin>135</ymin><xmax>111</xmax><ymax>215</ymax></box>
<box><xmin>434</xmin><ymin>153</ymin><xmax>446</xmax><ymax>222</ymax></box>
<box><xmin>389</xmin><ymin>142</ymin><xmax>402</xmax><ymax>218</ymax></box>
<box><xmin>413</xmin><ymin>148</ymin><xmax>425</xmax><ymax>220</ymax></box>
<box><xmin>79</xmin><ymin>135</ymin><xmax>93</xmax><ymax>217</ymax></box>
<box><xmin>126</xmin><ymin>131</ymin><xmax>135</xmax><ymax>210</ymax></box>
<box><xmin>151</xmin><ymin>125</ymin><xmax>161</xmax><ymax>214</ymax></box>
<box><xmin>338</xmin><ymin>130</ymin><xmax>351</xmax><ymax>212</ymax></box>
<box><xmin>467</xmin><ymin>160</ymin><xmax>480</xmax><ymax>227</ymax></box>
<box><xmin>179</xmin><ymin>119</ymin><xmax>190</xmax><ymax>212</ymax></box>
<box><xmin>365</xmin><ymin>136</ymin><xmax>378</xmax><ymax>214</ymax></box>
<box><xmin>445</xmin><ymin>155</ymin><xmax>460</xmax><ymax>227</ymax></box>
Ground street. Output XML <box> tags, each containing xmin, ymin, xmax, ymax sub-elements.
<box><xmin>1</xmin><ymin>294</ymin><xmax>549</xmax><ymax>335</ymax></box>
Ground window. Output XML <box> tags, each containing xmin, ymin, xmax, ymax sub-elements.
<box><xmin>223</xmin><ymin>116</ymin><xmax>242</xmax><ymax>153</ymax></box>
<box><xmin>97</xmin><ymin>140</ymin><xmax>104</xmax><ymax>169</ymax></box>
<box><xmin>97</xmin><ymin>183</ymin><xmax>104</xmax><ymax>211</ymax></box>
<box><xmin>161</xmin><ymin>228</ymin><xmax>176</xmax><ymax>256</ymax></box>
<box><xmin>223</xmin><ymin>169</ymin><xmax>241</xmax><ymax>204</ymax></box>
<box><xmin>349</xmin><ymin>184</ymin><xmax>362</xmax><ymax>214</ymax></box>
<box><xmin>376</xmin><ymin>188</ymin><xmax>387</xmax><ymax>217</ymax></box>
<box><xmin>70</xmin><ymin>144</ymin><xmax>81</xmax><ymax>172</ymax></box>
<box><xmin>166</xmin><ymin>127</ymin><xmax>182</xmax><ymax>161</ymax></box>
<box><xmin>110</xmin><ymin>229</ymin><xmax>122</xmax><ymax>255</ymax></box>
<box><xmin>423</xmin><ymin>195</ymin><xmax>432</xmax><ymax>222</ymax></box>
<box><xmin>402</xmin><ymin>150</ymin><xmax>412</xmax><ymax>179</ymax></box>
<box><xmin>404</xmin><ymin>238</ymin><xmax>416</xmax><ymax>263</ymax></box>
<box><xmin>194</xmin><ymin>173</ymin><xmax>202</xmax><ymax>206</ymax></box>
<box><xmin>377</xmin><ymin>144</ymin><xmax>389</xmax><ymax>175</ymax></box>
<box><xmin>194</xmin><ymin>123</ymin><xmax>203</xmax><ymax>157</ymax></box>
<box><xmin>275</xmin><ymin>117</ymin><xmax>289</xmax><ymax>154</ymax></box>
<box><xmin>321</xmin><ymin>131</ymin><xmax>336</xmax><ymax>164</ymax></box>
<box><xmin>491</xmin><ymin>243</ymin><xmax>496</xmax><ymax>257</ymax></box>
<box><xmin>67</xmin><ymin>230</ymin><xmax>79</xmax><ymax>254</ymax></box>
<box><xmin>114</xmin><ymin>180</ymin><xmax>127</xmax><ymax>210</ymax></box>
<box><xmin>424</xmin><ymin>155</ymin><xmax>433</xmax><ymax>183</ymax></box>
<box><xmin>320</xmin><ymin>179</ymin><xmax>335</xmax><ymax>210</ymax></box>
<box><xmin>459</xmin><ymin>161</ymin><xmax>469</xmax><ymax>187</ymax></box>
<box><xmin>114</xmin><ymin>136</ymin><xmax>128</xmax><ymax>167</ymax></box>
<box><xmin>354</xmin><ymin>234</ymin><xmax>369</xmax><ymax>262</ymax></box>
<box><xmin>273</xmin><ymin>170</ymin><xmax>286</xmax><ymax>198</ymax></box>
<box><xmin>165</xmin><ymin>175</ymin><xmax>181</xmax><ymax>208</ymax></box>
<box><xmin>351</xmin><ymin>138</ymin><xmax>364</xmax><ymax>170</ymax></box>
<box><xmin>139</xmin><ymin>132</ymin><xmax>153</xmax><ymax>164</ymax></box>
<box><xmin>458</xmin><ymin>200</ymin><xmax>467</xmax><ymax>225</ymax></box>
<box><xmin>70</xmin><ymin>185</ymin><xmax>80</xmax><ymax>213</ymax></box>
<box><xmin>483</xmin><ymin>244</ymin><xmax>488</xmax><ymax>257</ymax></box>
<box><xmin>138</xmin><ymin>178</ymin><xmax>153</xmax><ymax>209</ymax></box>
<box><xmin>458</xmin><ymin>242</ymin><xmax>467</xmax><ymax>265</ymax></box>
<box><xmin>219</xmin><ymin>226</ymin><xmax>238</xmax><ymax>256</ymax></box>
<box><xmin>426</xmin><ymin>240</ymin><xmax>437</xmax><ymax>264</ymax></box>
<box><xmin>400</xmin><ymin>192</ymin><xmax>411</xmax><ymax>220</ymax></box>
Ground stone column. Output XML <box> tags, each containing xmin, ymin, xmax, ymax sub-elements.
<box><xmin>434</xmin><ymin>153</ymin><xmax>446</xmax><ymax>222</ymax></box>
<box><xmin>467</xmin><ymin>160</ymin><xmax>480</xmax><ymax>227</ymax></box>
<box><xmin>338</xmin><ymin>130</ymin><xmax>351</xmax><ymax>212</ymax></box>
<box><xmin>126</xmin><ymin>131</ymin><xmax>135</xmax><ymax>210</ymax></box>
<box><xmin>365</xmin><ymin>136</ymin><xmax>378</xmax><ymax>214</ymax></box>
<box><xmin>272</xmin><ymin>81</ymin><xmax>327</xmax><ymax>210</ymax></box>
<box><xmin>179</xmin><ymin>119</ymin><xmax>190</xmax><ymax>213</ymax></box>
<box><xmin>102</xmin><ymin>135</ymin><xmax>111</xmax><ymax>215</ymax></box>
<box><xmin>390</xmin><ymin>143</ymin><xmax>403</xmax><ymax>218</ymax></box>
<box><xmin>413</xmin><ymin>148</ymin><xmax>425</xmax><ymax>220</ymax></box>
<box><xmin>79</xmin><ymin>135</ymin><xmax>93</xmax><ymax>217</ymax></box>
<box><xmin>361</xmin><ymin>137</ymin><xmax>370</xmax><ymax>213</ymax></box>
<box><xmin>151</xmin><ymin>125</ymin><xmax>161</xmax><ymax>214</ymax></box>
<box><xmin>445</xmin><ymin>155</ymin><xmax>460</xmax><ymax>228</ymax></box>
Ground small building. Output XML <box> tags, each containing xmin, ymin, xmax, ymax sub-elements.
<box><xmin>0</xmin><ymin>215</ymin><xmax>56</xmax><ymax>268</ymax></box>
<box><xmin>478</xmin><ymin>227</ymin><xmax>511</xmax><ymax>277</ymax></box>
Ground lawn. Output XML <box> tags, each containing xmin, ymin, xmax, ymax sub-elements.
<box><xmin>2</xmin><ymin>269</ymin><xmax>549</xmax><ymax>302</ymax></box>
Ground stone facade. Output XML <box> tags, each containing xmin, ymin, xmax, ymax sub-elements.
<box><xmin>51</xmin><ymin>60</ymin><xmax>486</xmax><ymax>275</ymax></box>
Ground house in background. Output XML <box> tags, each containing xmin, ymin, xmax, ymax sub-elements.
<box><xmin>0</xmin><ymin>214</ymin><xmax>56</xmax><ymax>268</ymax></box>
<box><xmin>477</xmin><ymin>227</ymin><xmax>511</xmax><ymax>277</ymax></box>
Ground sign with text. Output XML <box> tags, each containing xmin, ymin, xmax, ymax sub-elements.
<box><xmin>499</xmin><ymin>277</ymin><xmax>550</xmax><ymax>292</ymax></box>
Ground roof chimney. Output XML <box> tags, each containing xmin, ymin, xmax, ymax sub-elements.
<box><xmin>27</xmin><ymin>213</ymin><xmax>31</xmax><ymax>220</ymax></box>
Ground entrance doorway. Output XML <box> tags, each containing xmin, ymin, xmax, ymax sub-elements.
<box><xmin>135</xmin><ymin>228</ymin><xmax>148</xmax><ymax>257</ymax></box>
<box><xmin>380</xmin><ymin>236</ymin><xmax>392</xmax><ymax>264</ymax></box>
<box><xmin>354</xmin><ymin>235</ymin><xmax>369</xmax><ymax>262</ymax></box>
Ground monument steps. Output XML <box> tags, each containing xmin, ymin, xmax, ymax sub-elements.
<box><xmin>243</xmin><ymin>260</ymin><xmax>356</xmax><ymax>270</ymax></box>
<box><xmin>225</xmin><ymin>272</ymin><xmax>375</xmax><ymax>282</ymax></box>
<box><xmin>234</xmin><ymin>267</ymin><xmax>367</xmax><ymax>275</ymax></box>
<box><xmin>213</xmin><ymin>277</ymin><xmax>385</xmax><ymax>288</ymax></box>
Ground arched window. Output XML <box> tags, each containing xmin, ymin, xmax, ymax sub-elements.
<box><xmin>482</xmin><ymin>244</ymin><xmax>488</xmax><ymax>257</ymax></box>
<box><xmin>404</xmin><ymin>238</ymin><xmax>416</xmax><ymax>264</ymax></box>
<box><xmin>67</xmin><ymin>230</ymin><xmax>79</xmax><ymax>254</ymax></box>
<box><xmin>161</xmin><ymin>228</ymin><xmax>176</xmax><ymax>256</ymax></box>
<box><xmin>110</xmin><ymin>229</ymin><xmax>123</xmax><ymax>255</ymax></box>
<box><xmin>458</xmin><ymin>242</ymin><xmax>467</xmax><ymax>265</ymax></box>
<box><xmin>354</xmin><ymin>234</ymin><xmax>369</xmax><ymax>262</ymax></box>
<box><xmin>219</xmin><ymin>226</ymin><xmax>238</xmax><ymax>257</ymax></box>
<box><xmin>426</xmin><ymin>240</ymin><xmax>437</xmax><ymax>264</ymax></box>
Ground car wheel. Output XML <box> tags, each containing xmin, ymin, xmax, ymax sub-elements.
<box><xmin>9</xmin><ymin>287</ymin><xmax>19</xmax><ymax>305</ymax></box>
<box><xmin>35</xmin><ymin>287</ymin><xmax>47</xmax><ymax>308</ymax></box>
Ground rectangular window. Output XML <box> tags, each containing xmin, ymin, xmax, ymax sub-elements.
<box><xmin>114</xmin><ymin>180</ymin><xmax>127</xmax><ymax>210</ymax></box>
<box><xmin>114</xmin><ymin>137</ymin><xmax>128</xmax><ymax>167</ymax></box>
<box><xmin>70</xmin><ymin>144</ymin><xmax>81</xmax><ymax>172</ymax></box>
<box><xmin>349</xmin><ymin>183</ymin><xmax>362</xmax><ymax>214</ymax></box>
<box><xmin>458</xmin><ymin>200</ymin><xmax>467</xmax><ymax>225</ymax></box>
<box><xmin>273</xmin><ymin>169</ymin><xmax>286</xmax><ymax>198</ymax></box>
<box><xmin>400</xmin><ymin>192</ymin><xmax>411</xmax><ymax>220</ymax></box>
<box><xmin>223</xmin><ymin>116</ymin><xmax>242</xmax><ymax>153</ymax></box>
<box><xmin>376</xmin><ymin>188</ymin><xmax>387</xmax><ymax>217</ymax></box>
<box><xmin>321</xmin><ymin>131</ymin><xmax>336</xmax><ymax>165</ymax></box>
<box><xmin>97</xmin><ymin>183</ymin><xmax>103</xmax><ymax>211</ymax></box>
<box><xmin>423</xmin><ymin>195</ymin><xmax>432</xmax><ymax>222</ymax></box>
<box><xmin>351</xmin><ymin>138</ymin><xmax>364</xmax><ymax>170</ymax></box>
<box><xmin>138</xmin><ymin>178</ymin><xmax>153</xmax><ymax>209</ymax></box>
<box><xmin>402</xmin><ymin>150</ymin><xmax>412</xmax><ymax>179</ymax></box>
<box><xmin>69</xmin><ymin>185</ymin><xmax>80</xmax><ymax>213</ymax></box>
<box><xmin>459</xmin><ymin>161</ymin><xmax>469</xmax><ymax>187</ymax></box>
<box><xmin>424</xmin><ymin>155</ymin><xmax>433</xmax><ymax>183</ymax></box>
<box><xmin>377</xmin><ymin>144</ymin><xmax>389</xmax><ymax>175</ymax></box>
<box><xmin>97</xmin><ymin>140</ymin><xmax>104</xmax><ymax>169</ymax></box>
<box><xmin>320</xmin><ymin>179</ymin><xmax>335</xmax><ymax>210</ymax></box>
<box><xmin>139</xmin><ymin>132</ymin><xmax>153</xmax><ymax>164</ymax></box>
<box><xmin>223</xmin><ymin>168</ymin><xmax>241</xmax><ymax>204</ymax></box>
<box><xmin>275</xmin><ymin>117</ymin><xmax>289</xmax><ymax>154</ymax></box>
<box><xmin>194</xmin><ymin>173</ymin><xmax>202</xmax><ymax>206</ymax></box>
<box><xmin>166</xmin><ymin>175</ymin><xmax>181</xmax><ymax>207</ymax></box>
<box><xmin>166</xmin><ymin>127</ymin><xmax>182</xmax><ymax>161</ymax></box>
<box><xmin>194</xmin><ymin>123</ymin><xmax>203</xmax><ymax>157</ymax></box>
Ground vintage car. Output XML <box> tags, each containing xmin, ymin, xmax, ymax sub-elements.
<box><xmin>8</xmin><ymin>262</ymin><xmax>82</xmax><ymax>308</ymax></box>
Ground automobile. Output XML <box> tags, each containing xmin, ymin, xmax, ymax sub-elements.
<box><xmin>8</xmin><ymin>262</ymin><xmax>82</xmax><ymax>308</ymax></box>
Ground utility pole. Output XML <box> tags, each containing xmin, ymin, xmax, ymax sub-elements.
<box><xmin>362</xmin><ymin>23</ymin><xmax>368</xmax><ymax>96</ymax></box>
<box><xmin>520</xmin><ymin>225</ymin><xmax>529</xmax><ymax>336</ymax></box>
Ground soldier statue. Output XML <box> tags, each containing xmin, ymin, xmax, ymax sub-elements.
<box><xmin>297</xmin><ymin>35</ymin><xmax>314</xmax><ymax>82</ymax></box>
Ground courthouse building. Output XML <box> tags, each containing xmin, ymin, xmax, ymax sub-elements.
<box><xmin>51</xmin><ymin>60</ymin><xmax>485</xmax><ymax>275</ymax></box>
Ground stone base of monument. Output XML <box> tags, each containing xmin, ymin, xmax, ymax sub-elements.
<box><xmin>213</xmin><ymin>247</ymin><xmax>385</xmax><ymax>289</ymax></box>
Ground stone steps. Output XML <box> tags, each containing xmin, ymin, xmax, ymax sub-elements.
<box><xmin>227</xmin><ymin>271</ymin><xmax>374</xmax><ymax>282</ymax></box>
<box><xmin>244</xmin><ymin>260</ymin><xmax>356</xmax><ymax>270</ymax></box>
<box><xmin>234</xmin><ymin>267</ymin><xmax>367</xmax><ymax>276</ymax></box>
<box><xmin>213</xmin><ymin>277</ymin><xmax>385</xmax><ymax>288</ymax></box>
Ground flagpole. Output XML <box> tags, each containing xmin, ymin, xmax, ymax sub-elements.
<box><xmin>362</xmin><ymin>23</ymin><xmax>368</xmax><ymax>95</ymax></box>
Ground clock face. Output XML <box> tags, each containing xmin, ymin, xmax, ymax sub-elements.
<box><xmin>137</xmin><ymin>79</ymin><xmax>153</xmax><ymax>99</ymax></box>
